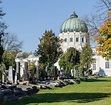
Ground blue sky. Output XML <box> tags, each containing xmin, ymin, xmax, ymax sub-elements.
<box><xmin>2</xmin><ymin>0</ymin><xmax>98</xmax><ymax>52</ymax></box>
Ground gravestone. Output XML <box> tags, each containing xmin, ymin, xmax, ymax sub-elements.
<box><xmin>71</xmin><ymin>69</ymin><xmax>74</xmax><ymax>77</ymax></box>
<box><xmin>14</xmin><ymin>75</ymin><xmax>17</xmax><ymax>84</ymax></box>
<box><xmin>74</xmin><ymin>69</ymin><xmax>77</xmax><ymax>77</ymax></box>
<box><xmin>8</xmin><ymin>66</ymin><xmax>13</xmax><ymax>83</ymax></box>
<box><xmin>2</xmin><ymin>74</ymin><xmax>5</xmax><ymax>83</ymax></box>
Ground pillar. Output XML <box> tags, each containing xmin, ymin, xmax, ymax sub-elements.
<box><xmin>8</xmin><ymin>66</ymin><xmax>13</xmax><ymax>83</ymax></box>
<box><xmin>16</xmin><ymin>62</ymin><xmax>20</xmax><ymax>81</ymax></box>
<box><xmin>24</xmin><ymin>62</ymin><xmax>28</xmax><ymax>81</ymax></box>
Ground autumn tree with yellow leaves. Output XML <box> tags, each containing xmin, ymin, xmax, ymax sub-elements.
<box><xmin>95</xmin><ymin>10</ymin><xmax>111</xmax><ymax>60</ymax></box>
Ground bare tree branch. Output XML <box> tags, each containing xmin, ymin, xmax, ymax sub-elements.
<box><xmin>83</xmin><ymin>0</ymin><xmax>110</xmax><ymax>42</ymax></box>
<box><xmin>2</xmin><ymin>33</ymin><xmax>23</xmax><ymax>51</ymax></box>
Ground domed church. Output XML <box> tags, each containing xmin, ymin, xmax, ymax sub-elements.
<box><xmin>14</xmin><ymin>12</ymin><xmax>111</xmax><ymax>79</ymax></box>
<box><xmin>57</xmin><ymin>11</ymin><xmax>111</xmax><ymax>76</ymax></box>
<box><xmin>59</xmin><ymin>12</ymin><xmax>89</xmax><ymax>52</ymax></box>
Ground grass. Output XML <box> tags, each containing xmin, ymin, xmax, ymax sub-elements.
<box><xmin>3</xmin><ymin>77</ymin><xmax>111</xmax><ymax>105</ymax></box>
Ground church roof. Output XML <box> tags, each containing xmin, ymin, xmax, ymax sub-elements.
<box><xmin>60</xmin><ymin>12</ymin><xmax>88</xmax><ymax>33</ymax></box>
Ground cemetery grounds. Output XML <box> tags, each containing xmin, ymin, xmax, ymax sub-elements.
<box><xmin>3</xmin><ymin>77</ymin><xmax>111</xmax><ymax>105</ymax></box>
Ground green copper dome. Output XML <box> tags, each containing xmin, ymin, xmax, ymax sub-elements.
<box><xmin>60</xmin><ymin>12</ymin><xmax>88</xmax><ymax>33</ymax></box>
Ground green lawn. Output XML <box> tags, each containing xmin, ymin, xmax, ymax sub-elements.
<box><xmin>3</xmin><ymin>77</ymin><xmax>111</xmax><ymax>105</ymax></box>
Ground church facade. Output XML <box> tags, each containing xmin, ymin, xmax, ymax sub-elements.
<box><xmin>58</xmin><ymin>12</ymin><xmax>111</xmax><ymax>76</ymax></box>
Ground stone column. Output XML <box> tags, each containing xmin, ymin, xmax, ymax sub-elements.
<box><xmin>24</xmin><ymin>62</ymin><xmax>28</xmax><ymax>81</ymax></box>
<box><xmin>16</xmin><ymin>62</ymin><xmax>20</xmax><ymax>81</ymax></box>
<box><xmin>8</xmin><ymin>66</ymin><xmax>13</xmax><ymax>83</ymax></box>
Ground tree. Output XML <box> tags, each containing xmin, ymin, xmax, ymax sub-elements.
<box><xmin>38</xmin><ymin>63</ymin><xmax>46</xmax><ymax>80</ymax></box>
<box><xmin>59</xmin><ymin>47</ymin><xmax>80</xmax><ymax>71</ymax></box>
<box><xmin>0</xmin><ymin>2</ymin><xmax>7</xmax><ymax>64</ymax></box>
<box><xmin>84</xmin><ymin>0</ymin><xmax>111</xmax><ymax>41</ymax></box>
<box><xmin>80</xmin><ymin>44</ymin><xmax>94</xmax><ymax>76</ymax></box>
<box><xmin>58</xmin><ymin>53</ymin><xmax>66</xmax><ymax>70</ymax></box>
<box><xmin>2</xmin><ymin>33</ymin><xmax>23</xmax><ymax>69</ymax></box>
<box><xmin>0</xmin><ymin>1</ymin><xmax>7</xmax><ymax>80</ymax></box>
<box><xmin>95</xmin><ymin>10</ymin><xmax>111</xmax><ymax>60</ymax></box>
<box><xmin>28</xmin><ymin>61</ymin><xmax>36</xmax><ymax>80</ymax></box>
<box><xmin>0</xmin><ymin>1</ymin><xmax>23</xmax><ymax>71</ymax></box>
<box><xmin>83</xmin><ymin>0</ymin><xmax>111</xmax><ymax>60</ymax></box>
<box><xmin>96</xmin><ymin>0</ymin><xmax>111</xmax><ymax>16</ymax></box>
<box><xmin>35</xmin><ymin>30</ymin><xmax>62</xmax><ymax>70</ymax></box>
<box><xmin>2</xmin><ymin>33</ymin><xmax>23</xmax><ymax>51</ymax></box>
<box><xmin>2</xmin><ymin>51</ymin><xmax>19</xmax><ymax>70</ymax></box>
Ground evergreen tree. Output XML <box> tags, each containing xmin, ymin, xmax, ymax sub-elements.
<box><xmin>59</xmin><ymin>47</ymin><xmax>80</xmax><ymax>70</ymax></box>
<box><xmin>35</xmin><ymin>30</ymin><xmax>62</xmax><ymax>70</ymax></box>
<box><xmin>80</xmin><ymin>44</ymin><xmax>94</xmax><ymax>75</ymax></box>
